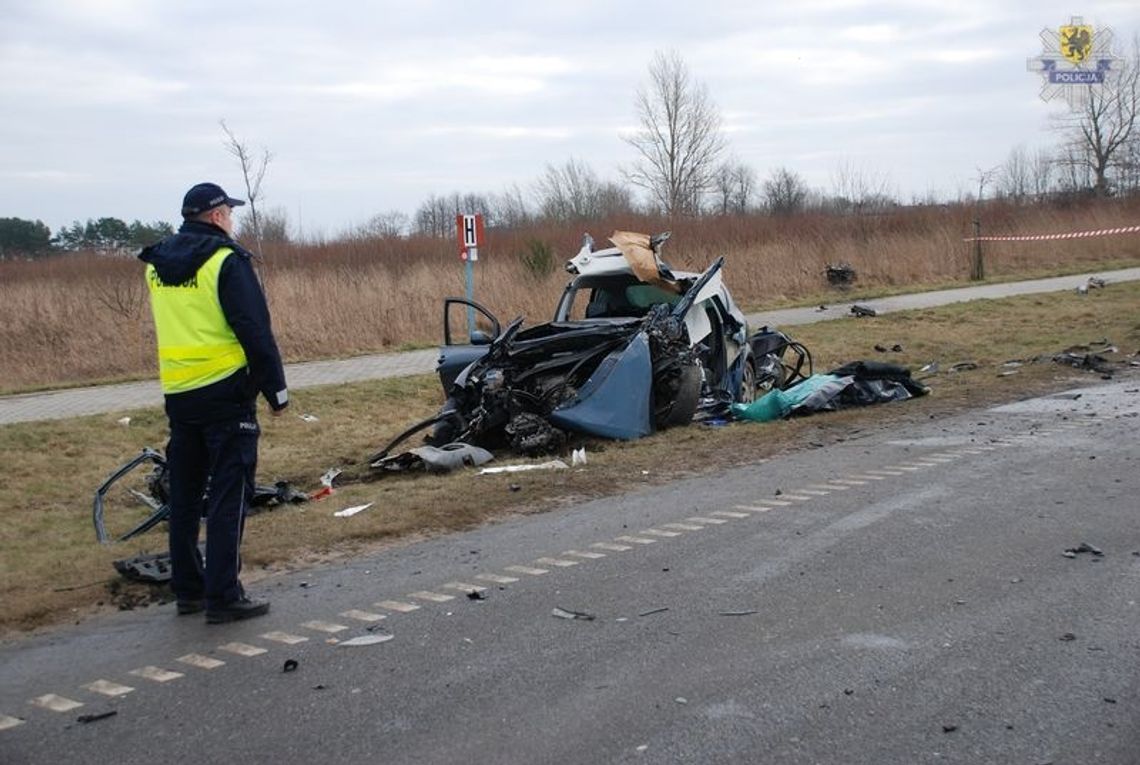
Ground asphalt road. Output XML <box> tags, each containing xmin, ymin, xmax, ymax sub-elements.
<box><xmin>2</xmin><ymin>378</ymin><xmax>1138</xmax><ymax>764</ymax></box>
<box><xmin>3</xmin><ymin>266</ymin><xmax>1138</xmax><ymax>425</ymax></box>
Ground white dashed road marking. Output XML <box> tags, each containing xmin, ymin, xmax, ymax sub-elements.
<box><xmin>302</xmin><ymin>620</ymin><xmax>350</xmax><ymax>633</ymax></box>
<box><xmin>712</xmin><ymin>510</ymin><xmax>751</xmax><ymax>519</ymax></box>
<box><xmin>83</xmin><ymin>680</ymin><xmax>134</xmax><ymax>697</ymax></box>
<box><xmin>374</xmin><ymin>600</ymin><xmax>421</xmax><ymax>613</ymax></box>
<box><xmin>128</xmin><ymin>666</ymin><xmax>183</xmax><ymax>683</ymax></box>
<box><xmin>504</xmin><ymin>565</ymin><xmax>550</xmax><ymax>575</ymax></box>
<box><xmin>534</xmin><ymin>557</ymin><xmax>580</xmax><ymax>567</ymax></box>
<box><xmin>261</xmin><ymin>631</ymin><xmax>310</xmax><ymax>645</ymax></box>
<box><xmin>30</xmin><ymin>694</ymin><xmax>83</xmax><ymax>712</ymax></box>
<box><xmin>177</xmin><ymin>654</ymin><xmax>225</xmax><ymax>669</ymax></box>
<box><xmin>640</xmin><ymin>529</ymin><xmax>681</xmax><ymax>538</ymax></box>
<box><xmin>614</xmin><ymin>536</ymin><xmax>656</xmax><ymax>545</ymax></box>
<box><xmin>662</xmin><ymin>522</ymin><xmax>705</xmax><ymax>531</ymax></box>
<box><xmin>591</xmin><ymin>542</ymin><xmax>634</xmax><ymax>551</ymax></box>
<box><xmin>735</xmin><ymin>505</ymin><xmax>772</xmax><ymax>513</ymax></box>
<box><xmin>563</xmin><ymin>550</ymin><xmax>607</xmax><ymax>559</ymax></box>
<box><xmin>218</xmin><ymin>642</ymin><xmax>267</xmax><ymax>657</ymax></box>
<box><xmin>0</xmin><ymin>714</ymin><xmax>24</xmax><ymax>730</ymax></box>
<box><xmin>340</xmin><ymin>609</ymin><xmax>387</xmax><ymax>622</ymax></box>
<box><xmin>686</xmin><ymin>516</ymin><xmax>728</xmax><ymax>524</ymax></box>
<box><xmin>409</xmin><ymin>590</ymin><xmax>455</xmax><ymax>602</ymax></box>
<box><xmin>441</xmin><ymin>582</ymin><xmax>489</xmax><ymax>592</ymax></box>
<box><xmin>475</xmin><ymin>573</ymin><xmax>521</xmax><ymax>584</ymax></box>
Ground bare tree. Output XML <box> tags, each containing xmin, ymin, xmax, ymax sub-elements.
<box><xmin>1056</xmin><ymin>144</ymin><xmax>1095</xmax><ymax>195</ymax></box>
<box><xmin>535</xmin><ymin>158</ymin><xmax>602</xmax><ymax>220</ymax></box>
<box><xmin>219</xmin><ymin>120</ymin><xmax>272</xmax><ymax>257</ymax></box>
<box><xmin>998</xmin><ymin>146</ymin><xmax>1031</xmax><ymax>203</ymax></box>
<box><xmin>829</xmin><ymin>160</ymin><xmax>895</xmax><ymax>214</ymax></box>
<box><xmin>533</xmin><ymin>158</ymin><xmax>634</xmax><ymax>221</ymax></box>
<box><xmin>1117</xmin><ymin>134</ymin><xmax>1140</xmax><ymax>195</ymax></box>
<box><xmin>1053</xmin><ymin>35</ymin><xmax>1140</xmax><ymax>196</ymax></box>
<box><xmin>973</xmin><ymin>165</ymin><xmax>1000</xmax><ymax>204</ymax></box>
<box><xmin>622</xmin><ymin>50</ymin><xmax>727</xmax><ymax>216</ymax></box>
<box><xmin>488</xmin><ymin>184</ymin><xmax>532</xmax><ymax>229</ymax></box>
<box><xmin>413</xmin><ymin>192</ymin><xmax>491</xmax><ymax>237</ymax></box>
<box><xmin>240</xmin><ymin>206</ymin><xmax>289</xmax><ymax>243</ymax></box>
<box><xmin>358</xmin><ymin>211</ymin><xmax>410</xmax><ymax>239</ymax></box>
<box><xmin>711</xmin><ymin>159</ymin><xmax>756</xmax><ymax>214</ymax></box>
<box><xmin>1029</xmin><ymin>147</ymin><xmax>1056</xmax><ymax>198</ymax></box>
<box><xmin>762</xmin><ymin>167</ymin><xmax>809</xmax><ymax>215</ymax></box>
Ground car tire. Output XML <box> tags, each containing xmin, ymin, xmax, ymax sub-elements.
<box><xmin>656</xmin><ymin>363</ymin><xmax>702</xmax><ymax>428</ymax></box>
<box><xmin>755</xmin><ymin>353</ymin><xmax>787</xmax><ymax>393</ymax></box>
<box><xmin>738</xmin><ymin>357</ymin><xmax>758</xmax><ymax>404</ymax></box>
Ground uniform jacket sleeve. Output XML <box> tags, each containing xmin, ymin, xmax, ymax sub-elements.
<box><xmin>217</xmin><ymin>253</ymin><xmax>289</xmax><ymax>410</ymax></box>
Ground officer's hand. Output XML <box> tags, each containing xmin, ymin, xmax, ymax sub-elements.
<box><xmin>271</xmin><ymin>403</ymin><xmax>288</xmax><ymax>417</ymax></box>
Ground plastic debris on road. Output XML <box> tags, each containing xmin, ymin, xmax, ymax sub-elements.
<box><xmin>339</xmin><ymin>633</ymin><xmax>394</xmax><ymax>647</ymax></box>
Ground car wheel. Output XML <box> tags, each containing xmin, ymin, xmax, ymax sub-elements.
<box><xmin>656</xmin><ymin>363</ymin><xmax>702</xmax><ymax>428</ymax></box>
<box><xmin>755</xmin><ymin>353</ymin><xmax>787</xmax><ymax>393</ymax></box>
<box><xmin>738</xmin><ymin>358</ymin><xmax>758</xmax><ymax>404</ymax></box>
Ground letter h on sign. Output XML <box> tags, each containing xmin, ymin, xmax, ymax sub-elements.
<box><xmin>456</xmin><ymin>214</ymin><xmax>484</xmax><ymax>260</ymax></box>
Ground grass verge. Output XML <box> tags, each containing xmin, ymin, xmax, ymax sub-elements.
<box><xmin>1</xmin><ymin>282</ymin><xmax>1137</xmax><ymax>635</ymax></box>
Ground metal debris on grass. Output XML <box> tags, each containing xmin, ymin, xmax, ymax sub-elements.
<box><xmin>479</xmin><ymin>460</ymin><xmax>569</xmax><ymax>475</ymax></box>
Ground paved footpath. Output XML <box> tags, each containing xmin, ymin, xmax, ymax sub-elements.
<box><xmin>3</xmin><ymin>267</ymin><xmax>1138</xmax><ymax>426</ymax></box>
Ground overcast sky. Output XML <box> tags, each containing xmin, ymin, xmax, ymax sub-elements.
<box><xmin>2</xmin><ymin>1</ymin><xmax>1138</xmax><ymax>238</ymax></box>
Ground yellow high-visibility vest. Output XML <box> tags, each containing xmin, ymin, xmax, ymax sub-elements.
<box><xmin>146</xmin><ymin>247</ymin><xmax>247</xmax><ymax>394</ymax></box>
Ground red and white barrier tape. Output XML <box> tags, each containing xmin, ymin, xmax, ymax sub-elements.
<box><xmin>964</xmin><ymin>224</ymin><xmax>1140</xmax><ymax>242</ymax></box>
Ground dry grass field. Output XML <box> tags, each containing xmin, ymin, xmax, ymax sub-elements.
<box><xmin>2</xmin><ymin>198</ymin><xmax>1139</xmax><ymax>393</ymax></box>
<box><xmin>2</xmin><ymin>279</ymin><xmax>1138</xmax><ymax>633</ymax></box>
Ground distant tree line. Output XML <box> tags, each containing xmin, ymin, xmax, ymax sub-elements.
<box><xmin>0</xmin><ymin>216</ymin><xmax>173</xmax><ymax>259</ymax></box>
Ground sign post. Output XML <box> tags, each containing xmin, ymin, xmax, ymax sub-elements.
<box><xmin>456</xmin><ymin>214</ymin><xmax>485</xmax><ymax>337</ymax></box>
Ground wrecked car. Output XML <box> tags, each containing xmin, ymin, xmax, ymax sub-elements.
<box><xmin>372</xmin><ymin>231</ymin><xmax>808</xmax><ymax>463</ymax></box>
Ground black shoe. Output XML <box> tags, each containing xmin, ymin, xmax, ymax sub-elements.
<box><xmin>176</xmin><ymin>599</ymin><xmax>205</xmax><ymax>616</ymax></box>
<box><xmin>206</xmin><ymin>596</ymin><xmax>270</xmax><ymax>624</ymax></box>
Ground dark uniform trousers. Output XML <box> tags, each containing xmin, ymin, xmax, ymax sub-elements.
<box><xmin>166</xmin><ymin>410</ymin><xmax>259</xmax><ymax>607</ymax></box>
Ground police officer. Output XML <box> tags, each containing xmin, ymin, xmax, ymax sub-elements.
<box><xmin>140</xmin><ymin>182</ymin><xmax>288</xmax><ymax>624</ymax></box>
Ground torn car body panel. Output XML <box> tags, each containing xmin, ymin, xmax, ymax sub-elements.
<box><xmin>375</xmin><ymin>232</ymin><xmax>805</xmax><ymax>461</ymax></box>
<box><xmin>546</xmin><ymin>330</ymin><xmax>654</xmax><ymax>439</ymax></box>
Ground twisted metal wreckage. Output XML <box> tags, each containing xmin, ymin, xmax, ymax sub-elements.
<box><xmin>96</xmin><ymin>231</ymin><xmax>940</xmax><ymax>581</ymax></box>
<box><xmin>370</xmin><ymin>231</ymin><xmax>812</xmax><ymax>469</ymax></box>
<box><xmin>93</xmin><ymin>447</ymin><xmax>307</xmax><ymax>582</ymax></box>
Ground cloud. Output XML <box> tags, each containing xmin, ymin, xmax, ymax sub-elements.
<box><xmin>0</xmin><ymin>43</ymin><xmax>186</xmax><ymax>106</ymax></box>
<box><xmin>308</xmin><ymin>54</ymin><xmax>574</xmax><ymax>102</ymax></box>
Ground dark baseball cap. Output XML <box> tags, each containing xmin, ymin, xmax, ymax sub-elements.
<box><xmin>181</xmin><ymin>182</ymin><xmax>246</xmax><ymax>217</ymax></box>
